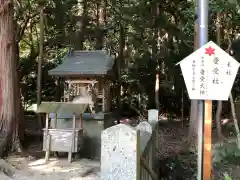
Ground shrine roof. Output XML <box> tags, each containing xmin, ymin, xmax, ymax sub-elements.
<box><xmin>48</xmin><ymin>50</ymin><xmax>115</xmax><ymax>76</ymax></box>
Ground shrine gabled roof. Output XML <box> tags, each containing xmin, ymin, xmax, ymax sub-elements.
<box><xmin>37</xmin><ymin>102</ymin><xmax>88</xmax><ymax>114</ymax></box>
<box><xmin>48</xmin><ymin>50</ymin><xmax>115</xmax><ymax>76</ymax></box>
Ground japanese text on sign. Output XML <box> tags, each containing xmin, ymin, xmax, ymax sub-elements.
<box><xmin>200</xmin><ymin>57</ymin><xmax>206</xmax><ymax>95</ymax></box>
<box><xmin>226</xmin><ymin>61</ymin><xmax>231</xmax><ymax>75</ymax></box>
<box><xmin>178</xmin><ymin>41</ymin><xmax>240</xmax><ymax>100</ymax></box>
<box><xmin>192</xmin><ymin>60</ymin><xmax>196</xmax><ymax>91</ymax></box>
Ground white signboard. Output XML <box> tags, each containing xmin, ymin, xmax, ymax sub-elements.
<box><xmin>177</xmin><ymin>41</ymin><xmax>240</xmax><ymax>100</ymax></box>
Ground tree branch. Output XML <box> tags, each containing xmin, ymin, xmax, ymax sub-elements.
<box><xmin>17</xmin><ymin>12</ymin><xmax>39</xmax><ymax>42</ymax></box>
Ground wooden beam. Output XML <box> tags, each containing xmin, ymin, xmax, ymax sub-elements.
<box><xmin>67</xmin><ymin>80</ymin><xmax>97</xmax><ymax>84</ymax></box>
<box><xmin>140</xmin><ymin>156</ymin><xmax>158</xmax><ymax>180</ymax></box>
<box><xmin>68</xmin><ymin>112</ymin><xmax>76</xmax><ymax>163</ymax></box>
<box><xmin>54</xmin><ymin>113</ymin><xmax>57</xmax><ymax>128</ymax></box>
<box><xmin>79</xmin><ymin>114</ymin><xmax>83</xmax><ymax>129</ymax></box>
<box><xmin>45</xmin><ymin>113</ymin><xmax>50</xmax><ymax>162</ymax></box>
<box><xmin>102</xmin><ymin>85</ymin><xmax>105</xmax><ymax>112</ymax></box>
<box><xmin>203</xmin><ymin>100</ymin><xmax>212</xmax><ymax>179</ymax></box>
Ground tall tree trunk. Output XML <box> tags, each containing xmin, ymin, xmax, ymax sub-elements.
<box><xmin>95</xmin><ymin>0</ymin><xmax>105</xmax><ymax>50</ymax></box>
<box><xmin>116</xmin><ymin>23</ymin><xmax>125</xmax><ymax>123</ymax></box>
<box><xmin>55</xmin><ymin>77</ymin><xmax>61</xmax><ymax>102</ymax></box>
<box><xmin>215</xmin><ymin>12</ymin><xmax>223</xmax><ymax>139</ymax></box>
<box><xmin>216</xmin><ymin>100</ymin><xmax>223</xmax><ymax>138</ymax></box>
<box><xmin>229</xmin><ymin>94</ymin><xmax>240</xmax><ymax>149</ymax></box>
<box><xmin>15</xmin><ymin>42</ymin><xmax>25</xmax><ymax>143</ymax></box>
<box><xmin>226</xmin><ymin>23</ymin><xmax>240</xmax><ymax>148</ymax></box>
<box><xmin>187</xmin><ymin>22</ymin><xmax>199</xmax><ymax>148</ymax></box>
<box><xmin>75</xmin><ymin>0</ymin><xmax>88</xmax><ymax>50</ymax></box>
<box><xmin>114</xmin><ymin>0</ymin><xmax>126</xmax><ymax>123</ymax></box>
<box><xmin>152</xmin><ymin>4</ymin><xmax>159</xmax><ymax>112</ymax></box>
<box><xmin>36</xmin><ymin>7</ymin><xmax>44</xmax><ymax>134</ymax></box>
<box><xmin>13</xmin><ymin>16</ymin><xmax>25</xmax><ymax>144</ymax></box>
<box><xmin>0</xmin><ymin>0</ymin><xmax>19</xmax><ymax>157</ymax></box>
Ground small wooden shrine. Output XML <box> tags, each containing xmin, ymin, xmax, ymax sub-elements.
<box><xmin>49</xmin><ymin>50</ymin><xmax>115</xmax><ymax>113</ymax></box>
<box><xmin>37</xmin><ymin>102</ymin><xmax>88</xmax><ymax>163</ymax></box>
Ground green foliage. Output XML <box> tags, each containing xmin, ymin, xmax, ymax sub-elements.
<box><xmin>15</xmin><ymin>0</ymin><xmax>240</xmax><ymax>115</ymax></box>
<box><xmin>20</xmin><ymin>48</ymin><xmax>68</xmax><ymax>107</ymax></box>
<box><xmin>224</xmin><ymin>173</ymin><xmax>232</xmax><ymax>180</ymax></box>
<box><xmin>213</xmin><ymin>142</ymin><xmax>240</xmax><ymax>164</ymax></box>
<box><xmin>158</xmin><ymin>153</ymin><xmax>197</xmax><ymax>179</ymax></box>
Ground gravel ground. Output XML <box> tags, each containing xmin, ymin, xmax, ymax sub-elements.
<box><xmin>0</xmin><ymin>157</ymin><xmax>100</xmax><ymax>180</ymax></box>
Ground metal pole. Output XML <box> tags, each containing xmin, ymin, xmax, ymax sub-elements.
<box><xmin>197</xmin><ymin>0</ymin><xmax>209</xmax><ymax>179</ymax></box>
<box><xmin>197</xmin><ymin>101</ymin><xmax>204</xmax><ymax>180</ymax></box>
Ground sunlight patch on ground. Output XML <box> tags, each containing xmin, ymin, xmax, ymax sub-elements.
<box><xmin>1</xmin><ymin>156</ymin><xmax>100</xmax><ymax>180</ymax></box>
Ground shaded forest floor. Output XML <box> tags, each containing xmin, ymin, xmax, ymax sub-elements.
<box><xmin>157</xmin><ymin>120</ymin><xmax>240</xmax><ymax>179</ymax></box>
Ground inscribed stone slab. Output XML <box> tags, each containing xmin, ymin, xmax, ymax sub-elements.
<box><xmin>101</xmin><ymin>124</ymin><xmax>137</xmax><ymax>180</ymax></box>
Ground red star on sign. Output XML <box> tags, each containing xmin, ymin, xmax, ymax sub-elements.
<box><xmin>205</xmin><ymin>46</ymin><xmax>215</xmax><ymax>56</ymax></box>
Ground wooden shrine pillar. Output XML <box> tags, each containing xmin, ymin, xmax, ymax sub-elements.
<box><xmin>68</xmin><ymin>112</ymin><xmax>76</xmax><ymax>163</ymax></box>
<box><xmin>102</xmin><ymin>82</ymin><xmax>105</xmax><ymax>112</ymax></box>
<box><xmin>45</xmin><ymin>113</ymin><xmax>50</xmax><ymax>162</ymax></box>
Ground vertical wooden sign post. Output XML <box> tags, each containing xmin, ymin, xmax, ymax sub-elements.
<box><xmin>177</xmin><ymin>40</ymin><xmax>240</xmax><ymax>180</ymax></box>
<box><xmin>204</xmin><ymin>100</ymin><xmax>212</xmax><ymax>179</ymax></box>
